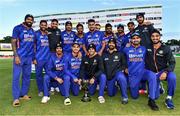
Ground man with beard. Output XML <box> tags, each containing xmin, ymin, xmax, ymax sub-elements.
<box><xmin>103</xmin><ymin>23</ymin><xmax>116</xmax><ymax>53</ymax></box>
<box><xmin>134</xmin><ymin>13</ymin><xmax>154</xmax><ymax>47</ymax></box>
<box><xmin>61</xmin><ymin>21</ymin><xmax>76</xmax><ymax>53</ymax></box>
<box><xmin>33</xmin><ymin>20</ymin><xmax>50</xmax><ymax>97</ymax></box>
<box><xmin>79</xmin><ymin>43</ymin><xmax>106</xmax><ymax>103</ymax></box>
<box><xmin>145</xmin><ymin>29</ymin><xmax>176</xmax><ymax>109</ymax></box>
<box><xmin>123</xmin><ymin>33</ymin><xmax>159</xmax><ymax>111</ymax></box>
<box><xmin>47</xmin><ymin>19</ymin><xmax>61</xmax><ymax>53</ymax></box>
<box><xmin>102</xmin><ymin>38</ymin><xmax>128</xmax><ymax>104</ymax></box>
<box><xmin>66</xmin><ymin>41</ymin><xmax>82</xmax><ymax>96</ymax></box>
<box><xmin>126</xmin><ymin>21</ymin><xmax>135</xmax><ymax>41</ymax></box>
<box><xmin>74</xmin><ymin>23</ymin><xmax>87</xmax><ymax>56</ymax></box>
<box><xmin>11</xmin><ymin>14</ymin><xmax>35</xmax><ymax>107</ymax></box>
<box><xmin>47</xmin><ymin>19</ymin><xmax>61</xmax><ymax>93</ymax></box>
<box><xmin>84</xmin><ymin>19</ymin><xmax>105</xmax><ymax>56</ymax></box>
<box><xmin>115</xmin><ymin>24</ymin><xmax>129</xmax><ymax>52</ymax></box>
<box><xmin>41</xmin><ymin>43</ymin><xmax>71</xmax><ymax>105</ymax></box>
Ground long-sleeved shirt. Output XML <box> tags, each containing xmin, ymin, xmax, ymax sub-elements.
<box><xmin>115</xmin><ymin>33</ymin><xmax>129</xmax><ymax>52</ymax></box>
<box><xmin>47</xmin><ymin>27</ymin><xmax>61</xmax><ymax>52</ymax></box>
<box><xmin>79</xmin><ymin>54</ymin><xmax>104</xmax><ymax>79</ymax></box>
<box><xmin>102</xmin><ymin>51</ymin><xmax>127</xmax><ymax>80</ymax></box>
<box><xmin>145</xmin><ymin>44</ymin><xmax>176</xmax><ymax>73</ymax></box>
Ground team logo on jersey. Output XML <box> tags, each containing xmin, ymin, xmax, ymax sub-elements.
<box><xmin>71</xmin><ymin>34</ymin><xmax>74</xmax><ymax>37</ymax></box>
<box><xmin>159</xmin><ymin>50</ymin><xmax>163</xmax><ymax>54</ymax></box>
<box><xmin>139</xmin><ymin>49</ymin><xmax>142</xmax><ymax>53</ymax></box>
<box><xmin>85</xmin><ymin>61</ymin><xmax>89</xmax><ymax>64</ymax></box>
<box><xmin>129</xmin><ymin>50</ymin><xmax>134</xmax><ymax>53</ymax></box>
<box><xmin>104</xmin><ymin>58</ymin><xmax>109</xmax><ymax>61</ymax></box>
<box><xmin>48</xmin><ymin>32</ymin><xmax>52</xmax><ymax>34</ymax></box>
<box><xmin>114</xmin><ymin>56</ymin><xmax>118</xmax><ymax>59</ymax></box>
<box><xmin>23</xmin><ymin>30</ymin><xmax>27</xmax><ymax>33</ymax></box>
<box><xmin>56</xmin><ymin>31</ymin><xmax>60</xmax><ymax>35</ymax></box>
<box><xmin>95</xmin><ymin>34</ymin><xmax>99</xmax><ymax>37</ymax></box>
<box><xmin>147</xmin><ymin>49</ymin><xmax>152</xmax><ymax>52</ymax></box>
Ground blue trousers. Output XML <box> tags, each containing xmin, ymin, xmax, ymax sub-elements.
<box><xmin>35</xmin><ymin>60</ymin><xmax>48</xmax><ymax>93</ymax></box>
<box><xmin>107</xmin><ymin>71</ymin><xmax>128</xmax><ymax>99</ymax></box>
<box><xmin>70</xmin><ymin>78</ymin><xmax>80</xmax><ymax>96</ymax></box>
<box><xmin>85</xmin><ymin>73</ymin><xmax>106</xmax><ymax>96</ymax></box>
<box><xmin>43</xmin><ymin>74</ymin><xmax>70</xmax><ymax>97</ymax></box>
<box><xmin>12</xmin><ymin>57</ymin><xmax>32</xmax><ymax>100</ymax></box>
<box><xmin>128</xmin><ymin>69</ymin><xmax>157</xmax><ymax>100</ymax></box>
<box><xmin>155</xmin><ymin>71</ymin><xmax>176</xmax><ymax>99</ymax></box>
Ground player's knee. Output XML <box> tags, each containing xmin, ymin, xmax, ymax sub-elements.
<box><xmin>167</xmin><ymin>72</ymin><xmax>176</xmax><ymax>82</ymax></box>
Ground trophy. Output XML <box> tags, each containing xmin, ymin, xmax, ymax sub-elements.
<box><xmin>81</xmin><ymin>79</ymin><xmax>91</xmax><ymax>102</ymax></box>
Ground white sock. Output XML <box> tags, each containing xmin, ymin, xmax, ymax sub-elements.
<box><xmin>166</xmin><ymin>95</ymin><xmax>172</xmax><ymax>100</ymax></box>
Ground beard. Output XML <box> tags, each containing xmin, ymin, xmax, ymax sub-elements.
<box><xmin>132</xmin><ymin>40</ymin><xmax>140</xmax><ymax>45</ymax></box>
<box><xmin>152</xmin><ymin>39</ymin><xmax>160</xmax><ymax>44</ymax></box>
<box><xmin>109</xmin><ymin>45</ymin><xmax>115</xmax><ymax>50</ymax></box>
<box><xmin>25</xmin><ymin>22</ymin><xmax>32</xmax><ymax>27</ymax></box>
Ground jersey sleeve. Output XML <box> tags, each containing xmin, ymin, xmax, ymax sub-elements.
<box><xmin>12</xmin><ymin>26</ymin><xmax>20</xmax><ymax>39</ymax></box>
<box><xmin>47</xmin><ymin>57</ymin><xmax>57</xmax><ymax>79</ymax></box>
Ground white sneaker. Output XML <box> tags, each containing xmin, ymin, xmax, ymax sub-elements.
<box><xmin>50</xmin><ymin>87</ymin><xmax>55</xmax><ymax>95</ymax></box>
<box><xmin>98</xmin><ymin>96</ymin><xmax>105</xmax><ymax>104</ymax></box>
<box><xmin>64</xmin><ymin>98</ymin><xmax>71</xmax><ymax>105</ymax></box>
<box><xmin>55</xmin><ymin>87</ymin><xmax>60</xmax><ymax>92</ymax></box>
<box><xmin>38</xmin><ymin>92</ymin><xmax>43</xmax><ymax>97</ymax></box>
<box><xmin>41</xmin><ymin>96</ymin><xmax>50</xmax><ymax>103</ymax></box>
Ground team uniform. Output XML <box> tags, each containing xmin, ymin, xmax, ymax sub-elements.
<box><xmin>66</xmin><ymin>53</ymin><xmax>82</xmax><ymax>96</ymax></box>
<box><xmin>79</xmin><ymin>54</ymin><xmax>106</xmax><ymax>96</ymax></box>
<box><xmin>115</xmin><ymin>33</ymin><xmax>129</xmax><ymax>52</ymax></box>
<box><xmin>43</xmin><ymin>54</ymin><xmax>70</xmax><ymax>98</ymax></box>
<box><xmin>34</xmin><ymin>30</ymin><xmax>50</xmax><ymax>94</ymax></box>
<box><xmin>102</xmin><ymin>51</ymin><xmax>128</xmax><ymax>101</ymax></box>
<box><xmin>74</xmin><ymin>34</ymin><xmax>85</xmax><ymax>55</ymax></box>
<box><xmin>47</xmin><ymin>27</ymin><xmax>61</xmax><ymax>52</ymax></box>
<box><xmin>134</xmin><ymin>24</ymin><xmax>154</xmax><ymax>47</ymax></box>
<box><xmin>84</xmin><ymin>30</ymin><xmax>104</xmax><ymax>52</ymax></box>
<box><xmin>102</xmin><ymin>34</ymin><xmax>115</xmax><ymax>52</ymax></box>
<box><xmin>145</xmin><ymin>44</ymin><xmax>176</xmax><ymax>109</ymax></box>
<box><xmin>12</xmin><ymin>24</ymin><xmax>35</xmax><ymax>100</ymax></box>
<box><xmin>123</xmin><ymin>45</ymin><xmax>157</xmax><ymax>99</ymax></box>
<box><xmin>61</xmin><ymin>30</ymin><xmax>76</xmax><ymax>53</ymax></box>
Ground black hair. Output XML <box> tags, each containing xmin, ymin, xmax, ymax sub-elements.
<box><xmin>40</xmin><ymin>20</ymin><xmax>47</xmax><ymax>24</ymax></box>
<box><xmin>88</xmin><ymin>19</ymin><xmax>95</xmax><ymax>23</ymax></box>
<box><xmin>51</xmin><ymin>19</ymin><xmax>58</xmax><ymax>23</ymax></box>
<box><xmin>105</xmin><ymin>23</ymin><xmax>112</xmax><ymax>28</ymax></box>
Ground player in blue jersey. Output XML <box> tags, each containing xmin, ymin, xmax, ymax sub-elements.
<box><xmin>84</xmin><ymin>19</ymin><xmax>105</xmax><ymax>56</ymax></box>
<box><xmin>74</xmin><ymin>23</ymin><xmax>87</xmax><ymax>56</ymax></box>
<box><xmin>33</xmin><ymin>20</ymin><xmax>50</xmax><ymax>97</ymax></box>
<box><xmin>115</xmin><ymin>24</ymin><xmax>129</xmax><ymax>52</ymax></box>
<box><xmin>61</xmin><ymin>21</ymin><xmax>76</xmax><ymax>53</ymax></box>
<box><xmin>11</xmin><ymin>14</ymin><xmax>35</xmax><ymax>107</ymax></box>
<box><xmin>123</xmin><ymin>33</ymin><xmax>159</xmax><ymax>111</ymax></box>
<box><xmin>41</xmin><ymin>43</ymin><xmax>71</xmax><ymax>105</ymax></box>
<box><xmin>66</xmin><ymin>41</ymin><xmax>82</xmax><ymax>96</ymax></box>
<box><xmin>126</xmin><ymin>22</ymin><xmax>135</xmax><ymax>42</ymax></box>
<box><xmin>103</xmin><ymin>23</ymin><xmax>116</xmax><ymax>53</ymax></box>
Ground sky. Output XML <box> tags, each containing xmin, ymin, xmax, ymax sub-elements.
<box><xmin>0</xmin><ymin>0</ymin><xmax>180</xmax><ymax>41</ymax></box>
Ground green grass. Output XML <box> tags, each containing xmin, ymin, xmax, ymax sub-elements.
<box><xmin>0</xmin><ymin>58</ymin><xmax>180</xmax><ymax>115</ymax></box>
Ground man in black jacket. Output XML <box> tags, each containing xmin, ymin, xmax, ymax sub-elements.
<box><xmin>47</xmin><ymin>19</ymin><xmax>61</xmax><ymax>53</ymax></box>
<box><xmin>102</xmin><ymin>38</ymin><xmax>128</xmax><ymax>104</ymax></box>
<box><xmin>134</xmin><ymin>13</ymin><xmax>154</xmax><ymax>47</ymax></box>
<box><xmin>145</xmin><ymin>29</ymin><xmax>176</xmax><ymax>109</ymax></box>
<box><xmin>79</xmin><ymin>43</ymin><xmax>106</xmax><ymax>103</ymax></box>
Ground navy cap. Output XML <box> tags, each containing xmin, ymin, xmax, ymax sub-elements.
<box><xmin>131</xmin><ymin>33</ymin><xmax>140</xmax><ymax>38</ymax></box>
<box><xmin>108</xmin><ymin>38</ymin><xmax>116</xmax><ymax>44</ymax></box>
<box><xmin>88</xmin><ymin>43</ymin><xmax>96</xmax><ymax>51</ymax></box>
<box><xmin>117</xmin><ymin>24</ymin><xmax>124</xmax><ymax>29</ymax></box>
<box><xmin>65</xmin><ymin>21</ymin><xmax>72</xmax><ymax>26</ymax></box>
<box><xmin>72</xmin><ymin>41</ymin><xmax>80</xmax><ymax>46</ymax></box>
<box><xmin>136</xmin><ymin>13</ymin><xmax>145</xmax><ymax>19</ymax></box>
<box><xmin>56</xmin><ymin>42</ymin><xmax>63</xmax><ymax>49</ymax></box>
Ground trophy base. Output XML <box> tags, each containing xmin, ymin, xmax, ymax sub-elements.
<box><xmin>81</xmin><ymin>96</ymin><xmax>91</xmax><ymax>102</ymax></box>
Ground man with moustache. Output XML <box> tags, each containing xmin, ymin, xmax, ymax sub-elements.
<box><xmin>145</xmin><ymin>29</ymin><xmax>176</xmax><ymax>109</ymax></box>
<box><xmin>102</xmin><ymin>38</ymin><xmax>128</xmax><ymax>104</ymax></box>
<box><xmin>11</xmin><ymin>14</ymin><xmax>35</xmax><ymax>107</ymax></box>
<box><xmin>33</xmin><ymin>20</ymin><xmax>50</xmax><ymax>97</ymax></box>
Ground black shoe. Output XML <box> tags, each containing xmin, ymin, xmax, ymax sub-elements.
<box><xmin>121</xmin><ymin>98</ymin><xmax>128</xmax><ymax>104</ymax></box>
<box><xmin>148</xmin><ymin>99</ymin><xmax>159</xmax><ymax>111</ymax></box>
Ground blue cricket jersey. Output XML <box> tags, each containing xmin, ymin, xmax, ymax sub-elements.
<box><xmin>84</xmin><ymin>30</ymin><xmax>103</xmax><ymax>52</ymax></box>
<box><xmin>35</xmin><ymin>30</ymin><xmax>50</xmax><ymax>61</ymax></box>
<box><xmin>12</xmin><ymin>24</ymin><xmax>35</xmax><ymax>58</ymax></box>
<box><xmin>47</xmin><ymin>53</ymin><xmax>68</xmax><ymax>78</ymax></box>
<box><xmin>125</xmin><ymin>32</ymin><xmax>133</xmax><ymax>42</ymax></box>
<box><xmin>123</xmin><ymin>45</ymin><xmax>146</xmax><ymax>75</ymax></box>
<box><xmin>116</xmin><ymin>33</ymin><xmax>129</xmax><ymax>52</ymax></box>
<box><xmin>61</xmin><ymin>30</ymin><xmax>76</xmax><ymax>53</ymax></box>
<box><xmin>102</xmin><ymin>33</ymin><xmax>114</xmax><ymax>52</ymax></box>
<box><xmin>66</xmin><ymin>53</ymin><xmax>82</xmax><ymax>79</ymax></box>
<box><xmin>74</xmin><ymin>34</ymin><xmax>85</xmax><ymax>55</ymax></box>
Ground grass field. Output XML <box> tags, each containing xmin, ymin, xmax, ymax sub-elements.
<box><xmin>0</xmin><ymin>58</ymin><xmax>180</xmax><ymax>115</ymax></box>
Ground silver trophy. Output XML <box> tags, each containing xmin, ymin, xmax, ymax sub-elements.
<box><xmin>81</xmin><ymin>80</ymin><xmax>91</xmax><ymax>102</ymax></box>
